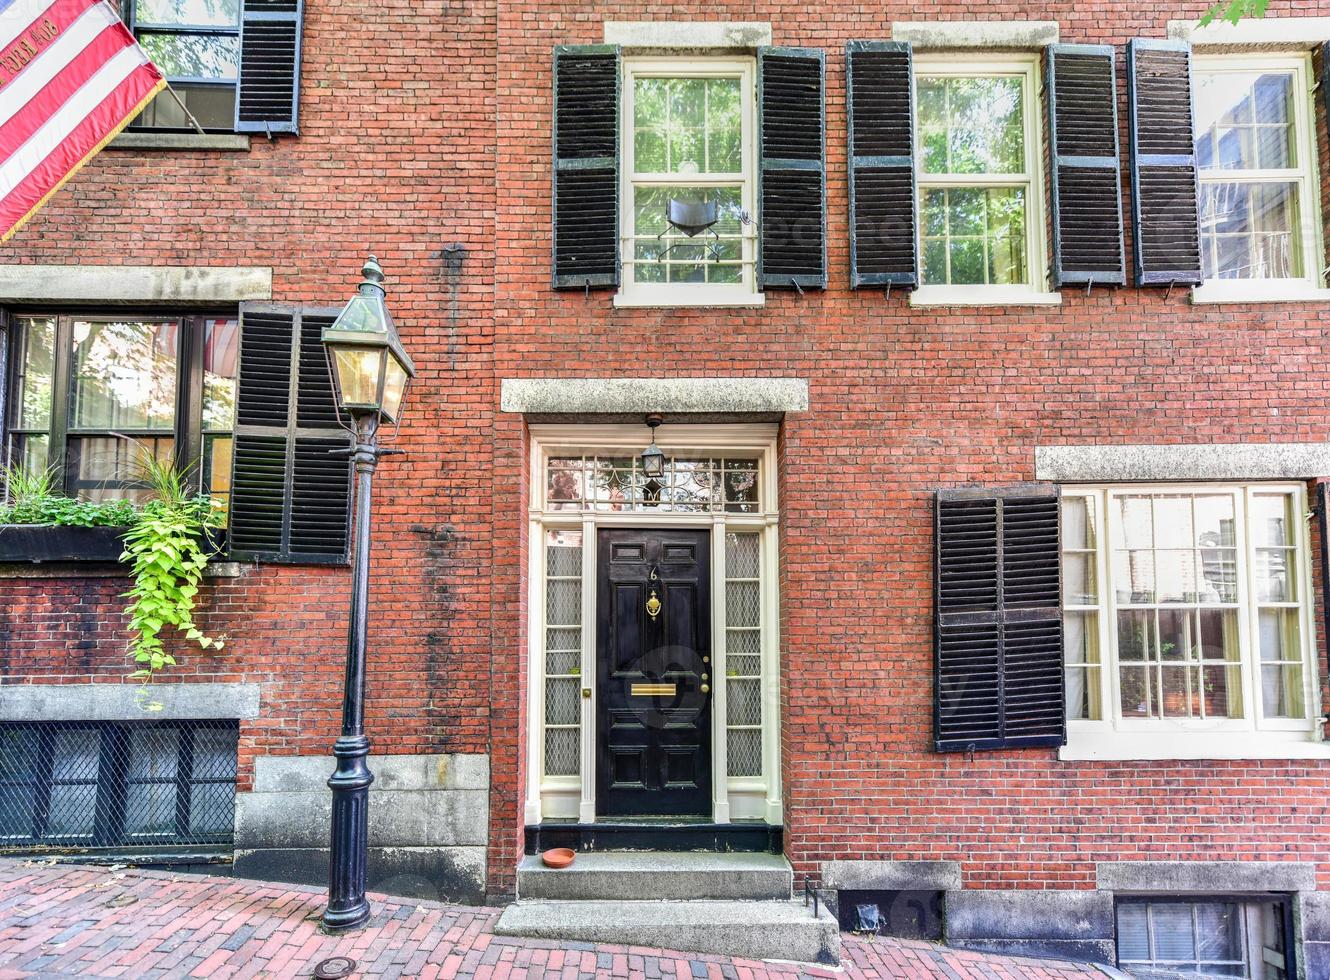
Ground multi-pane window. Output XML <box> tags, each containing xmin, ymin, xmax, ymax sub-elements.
<box><xmin>1194</xmin><ymin>55</ymin><xmax>1320</xmax><ymax>285</ymax></box>
<box><xmin>545</xmin><ymin>454</ymin><xmax>760</xmax><ymax>513</ymax></box>
<box><xmin>621</xmin><ymin>59</ymin><xmax>757</xmax><ymax>301</ymax></box>
<box><xmin>6</xmin><ymin>314</ymin><xmax>238</xmax><ymax>513</ymax></box>
<box><xmin>1060</xmin><ymin>486</ymin><xmax>1316</xmax><ymax>737</ymax></box>
<box><xmin>126</xmin><ymin>0</ymin><xmax>242</xmax><ymax>130</ymax></box>
<box><xmin>915</xmin><ymin>59</ymin><xmax>1043</xmax><ymax>290</ymax></box>
<box><xmin>0</xmin><ymin>720</ymin><xmax>239</xmax><ymax>848</ymax></box>
<box><xmin>1116</xmin><ymin>897</ymin><xmax>1292</xmax><ymax>979</ymax></box>
<box><xmin>725</xmin><ymin>531</ymin><xmax>763</xmax><ymax>778</ymax></box>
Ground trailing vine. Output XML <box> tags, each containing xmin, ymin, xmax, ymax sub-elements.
<box><xmin>119</xmin><ymin>450</ymin><xmax>226</xmax><ymax>686</ymax></box>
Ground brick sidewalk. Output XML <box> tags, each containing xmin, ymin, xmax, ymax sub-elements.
<box><xmin>0</xmin><ymin>859</ymin><xmax>1116</xmax><ymax>979</ymax></box>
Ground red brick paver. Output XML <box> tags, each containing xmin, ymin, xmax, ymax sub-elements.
<box><xmin>0</xmin><ymin>859</ymin><xmax>1114</xmax><ymax>979</ymax></box>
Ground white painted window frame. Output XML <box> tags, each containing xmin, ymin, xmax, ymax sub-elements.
<box><xmin>615</xmin><ymin>57</ymin><xmax>764</xmax><ymax>309</ymax></box>
<box><xmin>910</xmin><ymin>54</ymin><xmax>1061</xmax><ymax>308</ymax></box>
<box><xmin>1191</xmin><ymin>53</ymin><xmax>1330</xmax><ymax>305</ymax></box>
<box><xmin>1060</xmin><ymin>482</ymin><xmax>1328</xmax><ymax>761</ymax></box>
<box><xmin>523</xmin><ymin>423</ymin><xmax>782</xmax><ymax>825</ymax></box>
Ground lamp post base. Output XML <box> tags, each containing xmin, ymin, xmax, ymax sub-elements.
<box><xmin>322</xmin><ymin>733</ymin><xmax>374</xmax><ymax>933</ymax></box>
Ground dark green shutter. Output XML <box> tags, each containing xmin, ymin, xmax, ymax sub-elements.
<box><xmin>934</xmin><ymin>487</ymin><xmax>1065</xmax><ymax>753</ymax></box>
<box><xmin>229</xmin><ymin>305</ymin><xmax>352</xmax><ymax>564</ymax></box>
<box><xmin>758</xmin><ymin>47</ymin><xmax>826</xmax><ymax>290</ymax></box>
<box><xmin>1046</xmin><ymin>44</ymin><xmax>1126</xmax><ymax>287</ymax></box>
<box><xmin>1126</xmin><ymin>39</ymin><xmax>1202</xmax><ymax>287</ymax></box>
<box><xmin>846</xmin><ymin>41</ymin><xmax>917</xmax><ymax>289</ymax></box>
<box><xmin>234</xmin><ymin>0</ymin><xmax>304</xmax><ymax>134</ymax></box>
<box><xmin>552</xmin><ymin>45</ymin><xmax>620</xmax><ymax>290</ymax></box>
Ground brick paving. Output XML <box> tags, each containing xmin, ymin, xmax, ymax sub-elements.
<box><xmin>0</xmin><ymin>859</ymin><xmax>1116</xmax><ymax>979</ymax></box>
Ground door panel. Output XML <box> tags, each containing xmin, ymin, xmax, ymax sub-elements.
<box><xmin>596</xmin><ymin>528</ymin><xmax>712</xmax><ymax>818</ymax></box>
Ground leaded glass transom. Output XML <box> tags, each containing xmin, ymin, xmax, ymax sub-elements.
<box><xmin>546</xmin><ymin>455</ymin><xmax>761</xmax><ymax>513</ymax></box>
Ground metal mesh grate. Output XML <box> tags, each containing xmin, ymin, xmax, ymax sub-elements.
<box><xmin>0</xmin><ymin>720</ymin><xmax>238</xmax><ymax>850</ymax></box>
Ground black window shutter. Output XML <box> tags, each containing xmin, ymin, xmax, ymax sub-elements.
<box><xmin>934</xmin><ymin>487</ymin><xmax>1065</xmax><ymax>753</ymax></box>
<box><xmin>229</xmin><ymin>304</ymin><xmax>352</xmax><ymax>564</ymax></box>
<box><xmin>758</xmin><ymin>46</ymin><xmax>826</xmax><ymax>290</ymax></box>
<box><xmin>552</xmin><ymin>45</ymin><xmax>620</xmax><ymax>290</ymax></box>
<box><xmin>846</xmin><ymin>41</ymin><xmax>917</xmax><ymax>289</ymax></box>
<box><xmin>1046</xmin><ymin>44</ymin><xmax>1126</xmax><ymax>288</ymax></box>
<box><xmin>1126</xmin><ymin>39</ymin><xmax>1202</xmax><ymax>287</ymax></box>
<box><xmin>234</xmin><ymin>0</ymin><xmax>304</xmax><ymax>135</ymax></box>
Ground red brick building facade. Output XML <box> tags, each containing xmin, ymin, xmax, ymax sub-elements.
<box><xmin>3</xmin><ymin>0</ymin><xmax>1330</xmax><ymax>973</ymax></box>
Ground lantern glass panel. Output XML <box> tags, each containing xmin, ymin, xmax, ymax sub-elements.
<box><xmin>382</xmin><ymin>356</ymin><xmax>409</xmax><ymax>422</ymax></box>
<box><xmin>331</xmin><ymin>346</ymin><xmax>384</xmax><ymax>409</ymax></box>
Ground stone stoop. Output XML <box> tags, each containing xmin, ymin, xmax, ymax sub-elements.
<box><xmin>495</xmin><ymin>852</ymin><xmax>840</xmax><ymax>965</ymax></box>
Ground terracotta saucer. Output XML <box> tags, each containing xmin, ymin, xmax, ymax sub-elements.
<box><xmin>541</xmin><ymin>847</ymin><xmax>575</xmax><ymax>869</ymax></box>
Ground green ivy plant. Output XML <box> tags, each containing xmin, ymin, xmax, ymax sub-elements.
<box><xmin>119</xmin><ymin>449</ymin><xmax>226</xmax><ymax>686</ymax></box>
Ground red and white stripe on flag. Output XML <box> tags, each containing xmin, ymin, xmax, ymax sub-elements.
<box><xmin>0</xmin><ymin>0</ymin><xmax>164</xmax><ymax>241</ymax></box>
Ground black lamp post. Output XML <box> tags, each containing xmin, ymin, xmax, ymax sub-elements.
<box><xmin>320</xmin><ymin>255</ymin><xmax>416</xmax><ymax>933</ymax></box>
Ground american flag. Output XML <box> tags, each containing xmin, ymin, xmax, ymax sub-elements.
<box><xmin>0</xmin><ymin>0</ymin><xmax>164</xmax><ymax>242</ymax></box>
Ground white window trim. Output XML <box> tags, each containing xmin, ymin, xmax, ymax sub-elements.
<box><xmin>523</xmin><ymin>423</ymin><xmax>783</xmax><ymax>825</ymax></box>
<box><xmin>614</xmin><ymin>57</ymin><xmax>763</xmax><ymax>309</ymax></box>
<box><xmin>1060</xmin><ymin>482</ymin><xmax>1328</xmax><ymax>761</ymax></box>
<box><xmin>1191</xmin><ymin>53</ymin><xmax>1329</xmax><ymax>305</ymax></box>
<box><xmin>910</xmin><ymin>54</ymin><xmax>1060</xmax><ymax>308</ymax></box>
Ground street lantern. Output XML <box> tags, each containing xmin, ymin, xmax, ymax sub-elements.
<box><xmin>640</xmin><ymin>414</ymin><xmax>665</xmax><ymax>479</ymax></box>
<box><xmin>320</xmin><ymin>254</ymin><xmax>413</xmax><ymax>934</ymax></box>
<box><xmin>322</xmin><ymin>255</ymin><xmax>416</xmax><ymax>423</ymax></box>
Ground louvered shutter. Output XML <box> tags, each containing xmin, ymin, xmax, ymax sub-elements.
<box><xmin>552</xmin><ymin>45</ymin><xmax>620</xmax><ymax>290</ymax></box>
<box><xmin>229</xmin><ymin>305</ymin><xmax>352</xmax><ymax>564</ymax></box>
<box><xmin>846</xmin><ymin>41</ymin><xmax>917</xmax><ymax>289</ymax></box>
<box><xmin>1045</xmin><ymin>45</ymin><xmax>1126</xmax><ymax>287</ymax></box>
<box><xmin>934</xmin><ymin>487</ymin><xmax>1065</xmax><ymax>753</ymax></box>
<box><xmin>758</xmin><ymin>47</ymin><xmax>826</xmax><ymax>290</ymax></box>
<box><xmin>1126</xmin><ymin>39</ymin><xmax>1202</xmax><ymax>287</ymax></box>
<box><xmin>234</xmin><ymin>0</ymin><xmax>304</xmax><ymax>134</ymax></box>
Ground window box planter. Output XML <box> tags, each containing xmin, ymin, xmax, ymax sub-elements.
<box><xmin>0</xmin><ymin>525</ymin><xmax>226</xmax><ymax>564</ymax></box>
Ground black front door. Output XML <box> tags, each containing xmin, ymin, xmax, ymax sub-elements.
<box><xmin>596</xmin><ymin>528</ymin><xmax>712</xmax><ymax>818</ymax></box>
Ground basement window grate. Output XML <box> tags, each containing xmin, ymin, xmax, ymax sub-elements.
<box><xmin>0</xmin><ymin>720</ymin><xmax>239</xmax><ymax>851</ymax></box>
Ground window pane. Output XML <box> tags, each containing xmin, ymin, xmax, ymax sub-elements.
<box><xmin>918</xmin><ymin>75</ymin><xmax>1024</xmax><ymax>175</ymax></box>
<box><xmin>15</xmin><ymin>317</ymin><xmax>55</xmax><ymax>431</ymax></box>
<box><xmin>14</xmin><ymin>434</ymin><xmax>50</xmax><ymax>476</ymax></box>
<box><xmin>1200</xmin><ymin>181</ymin><xmax>1300</xmax><ymax>280</ymax></box>
<box><xmin>633</xmin><ymin>185</ymin><xmax>744</xmax><ymax>284</ymax></box>
<box><xmin>70</xmin><ymin>320</ymin><xmax>178</xmax><ymax>430</ymax></box>
<box><xmin>134</xmin><ymin>82</ymin><xmax>236</xmax><ymax>130</ymax></box>
<box><xmin>634</xmin><ymin>76</ymin><xmax>742</xmax><ymax>175</ymax></box>
<box><xmin>203</xmin><ymin>317</ymin><xmax>239</xmax><ymax>431</ymax></box>
<box><xmin>1064</xmin><ymin>612</ymin><xmax>1100</xmax><ymax>720</ymax></box>
<box><xmin>126</xmin><ymin>783</ymin><xmax>177</xmax><ymax>836</ymax></box>
<box><xmin>1195</xmin><ymin>70</ymin><xmax>1294</xmax><ymax>171</ymax></box>
<box><xmin>136</xmin><ymin>34</ymin><xmax>239</xmax><ymax>80</ymax></box>
<box><xmin>66</xmin><ymin>435</ymin><xmax>175</xmax><ymax>502</ymax></box>
<box><xmin>189</xmin><ymin>783</ymin><xmax>234</xmax><ymax>835</ymax></box>
<box><xmin>1152</xmin><ymin>903</ymin><xmax>1198</xmax><ymax>960</ymax></box>
<box><xmin>1116</xmin><ymin>904</ymin><xmax>1150</xmax><ymax>962</ymax></box>
<box><xmin>1255</xmin><ymin>547</ymin><xmax>1294</xmax><ymax>602</ymax></box>
<box><xmin>919</xmin><ymin>187</ymin><xmax>1026</xmax><ymax>286</ymax></box>
<box><xmin>135</xmin><ymin>0</ymin><xmax>239</xmax><ymax>26</ymax></box>
<box><xmin>205</xmin><ymin>435</ymin><xmax>233</xmax><ymax>517</ymax></box>
<box><xmin>130</xmin><ymin>728</ymin><xmax>179</xmax><ymax>779</ymax></box>
<box><xmin>1251</xmin><ymin>494</ymin><xmax>1292</xmax><ymax>546</ymax></box>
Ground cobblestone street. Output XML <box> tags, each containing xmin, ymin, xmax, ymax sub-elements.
<box><xmin>0</xmin><ymin>860</ymin><xmax>1120</xmax><ymax>979</ymax></box>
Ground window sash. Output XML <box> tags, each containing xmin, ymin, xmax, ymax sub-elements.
<box><xmin>913</xmin><ymin>58</ymin><xmax>1044</xmax><ymax>290</ymax></box>
<box><xmin>1193</xmin><ymin>54</ymin><xmax>1323</xmax><ymax>287</ymax></box>
<box><xmin>3</xmin><ymin>314</ymin><xmax>233</xmax><ymax>509</ymax></box>
<box><xmin>1063</xmin><ymin>484</ymin><xmax>1317</xmax><ymax>735</ymax></box>
<box><xmin>620</xmin><ymin>58</ymin><xmax>758</xmax><ymax>296</ymax></box>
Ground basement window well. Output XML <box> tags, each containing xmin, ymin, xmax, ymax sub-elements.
<box><xmin>1115</xmin><ymin>896</ymin><xmax>1293</xmax><ymax>979</ymax></box>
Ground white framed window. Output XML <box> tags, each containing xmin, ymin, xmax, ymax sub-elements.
<box><xmin>1060</xmin><ymin>484</ymin><xmax>1326</xmax><ymax>760</ymax></box>
<box><xmin>616</xmin><ymin>58</ymin><xmax>762</xmax><ymax>308</ymax></box>
<box><xmin>1115</xmin><ymin>897</ymin><xmax>1293</xmax><ymax>979</ymax></box>
<box><xmin>1192</xmin><ymin>53</ymin><xmax>1330</xmax><ymax>304</ymax></box>
<box><xmin>910</xmin><ymin>56</ymin><xmax>1059</xmax><ymax>307</ymax></box>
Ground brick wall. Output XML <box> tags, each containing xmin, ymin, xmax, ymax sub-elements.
<box><xmin>5</xmin><ymin>0</ymin><xmax>1330</xmax><ymax>901</ymax></box>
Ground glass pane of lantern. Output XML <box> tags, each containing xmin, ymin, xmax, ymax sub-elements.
<box><xmin>382</xmin><ymin>356</ymin><xmax>409</xmax><ymax>421</ymax></box>
<box><xmin>332</xmin><ymin>347</ymin><xmax>382</xmax><ymax>407</ymax></box>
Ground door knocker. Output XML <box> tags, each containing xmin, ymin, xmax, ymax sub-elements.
<box><xmin>646</xmin><ymin>589</ymin><xmax>662</xmax><ymax>621</ymax></box>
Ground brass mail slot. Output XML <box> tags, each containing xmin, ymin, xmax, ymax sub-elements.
<box><xmin>630</xmin><ymin>683</ymin><xmax>677</xmax><ymax>697</ymax></box>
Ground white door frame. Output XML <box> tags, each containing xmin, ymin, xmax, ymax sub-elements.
<box><xmin>523</xmin><ymin>422</ymin><xmax>782</xmax><ymax>826</ymax></box>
